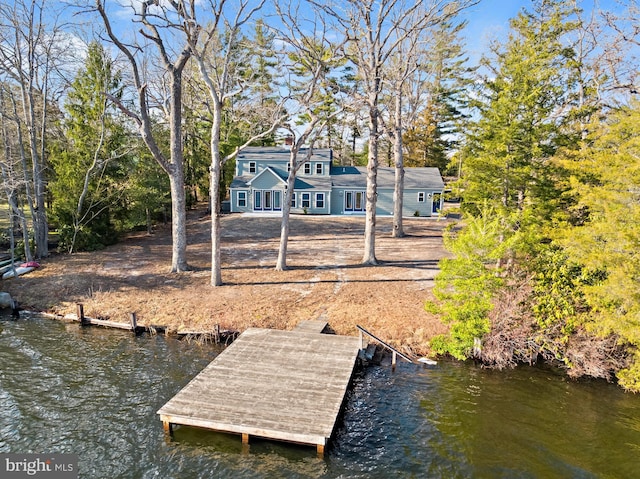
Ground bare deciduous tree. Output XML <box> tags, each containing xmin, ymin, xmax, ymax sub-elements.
<box><xmin>95</xmin><ymin>0</ymin><xmax>196</xmax><ymax>272</ymax></box>
<box><xmin>174</xmin><ymin>0</ymin><xmax>287</xmax><ymax>286</ymax></box>
<box><xmin>0</xmin><ymin>0</ymin><xmax>71</xmax><ymax>259</ymax></box>
<box><xmin>599</xmin><ymin>0</ymin><xmax>640</xmax><ymax>98</ymax></box>
<box><xmin>0</xmin><ymin>83</ymin><xmax>32</xmax><ymax>266</ymax></box>
<box><xmin>313</xmin><ymin>0</ymin><xmax>477</xmax><ymax>264</ymax></box>
<box><xmin>273</xmin><ymin>1</ymin><xmax>347</xmax><ymax>270</ymax></box>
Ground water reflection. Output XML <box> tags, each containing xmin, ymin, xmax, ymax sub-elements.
<box><xmin>0</xmin><ymin>316</ymin><xmax>639</xmax><ymax>478</ymax></box>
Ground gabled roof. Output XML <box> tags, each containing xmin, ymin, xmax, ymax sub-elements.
<box><xmin>246</xmin><ymin>166</ymin><xmax>287</xmax><ymax>186</ymax></box>
<box><xmin>230</xmin><ymin>147</ymin><xmax>445</xmax><ymax>192</ymax></box>
<box><xmin>230</xmin><ymin>169</ymin><xmax>332</xmax><ymax>190</ymax></box>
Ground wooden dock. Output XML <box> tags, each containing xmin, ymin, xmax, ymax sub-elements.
<box><xmin>157</xmin><ymin>327</ymin><xmax>361</xmax><ymax>454</ymax></box>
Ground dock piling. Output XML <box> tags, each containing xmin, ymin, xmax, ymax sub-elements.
<box><xmin>129</xmin><ymin>312</ymin><xmax>139</xmax><ymax>334</ymax></box>
<box><xmin>162</xmin><ymin>419</ymin><xmax>173</xmax><ymax>436</ymax></box>
<box><xmin>77</xmin><ymin>304</ymin><xmax>86</xmax><ymax>325</ymax></box>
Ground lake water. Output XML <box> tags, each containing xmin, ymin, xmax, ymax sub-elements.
<box><xmin>1</xmin><ymin>315</ymin><xmax>639</xmax><ymax>478</ymax></box>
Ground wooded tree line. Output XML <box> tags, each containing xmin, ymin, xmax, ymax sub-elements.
<box><xmin>428</xmin><ymin>0</ymin><xmax>640</xmax><ymax>391</ymax></box>
<box><xmin>1</xmin><ymin>0</ymin><xmax>639</xmax><ymax>388</ymax></box>
<box><xmin>0</xmin><ymin>0</ymin><xmax>476</xmax><ymax>278</ymax></box>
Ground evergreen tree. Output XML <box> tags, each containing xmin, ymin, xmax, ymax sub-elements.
<box><xmin>402</xmin><ymin>20</ymin><xmax>474</xmax><ymax>173</ymax></box>
<box><xmin>555</xmin><ymin>103</ymin><xmax>640</xmax><ymax>391</ymax></box>
<box><xmin>428</xmin><ymin>207</ymin><xmax>507</xmax><ymax>359</ymax></box>
<box><xmin>246</xmin><ymin>19</ymin><xmax>281</xmax><ymax>146</ymax></box>
<box><xmin>50</xmin><ymin>41</ymin><xmax>131</xmax><ymax>252</ymax></box>
<box><xmin>431</xmin><ymin>0</ymin><xmax>583</xmax><ymax>360</ymax></box>
<box><xmin>460</xmin><ymin>0</ymin><xmax>579</xmax><ymax>225</ymax></box>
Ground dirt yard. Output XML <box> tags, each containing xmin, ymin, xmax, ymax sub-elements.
<box><xmin>5</xmin><ymin>207</ymin><xmax>453</xmax><ymax>356</ymax></box>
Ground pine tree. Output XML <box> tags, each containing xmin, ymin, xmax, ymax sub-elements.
<box><xmin>402</xmin><ymin>20</ymin><xmax>474</xmax><ymax>173</ymax></box>
<box><xmin>556</xmin><ymin>102</ymin><xmax>640</xmax><ymax>391</ymax></box>
<box><xmin>50</xmin><ymin>41</ymin><xmax>131</xmax><ymax>252</ymax></box>
<box><xmin>431</xmin><ymin>1</ymin><xmax>584</xmax><ymax>361</ymax></box>
<box><xmin>460</xmin><ymin>0</ymin><xmax>579</xmax><ymax>224</ymax></box>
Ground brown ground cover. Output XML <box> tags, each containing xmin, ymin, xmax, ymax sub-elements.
<box><xmin>5</xmin><ymin>207</ymin><xmax>452</xmax><ymax>356</ymax></box>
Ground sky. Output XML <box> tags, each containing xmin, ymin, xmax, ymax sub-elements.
<box><xmin>92</xmin><ymin>0</ymin><xmax>629</xmax><ymax>63</ymax></box>
<box><xmin>462</xmin><ymin>0</ymin><xmax>526</xmax><ymax>59</ymax></box>
<box><xmin>460</xmin><ymin>0</ymin><xmax>626</xmax><ymax>62</ymax></box>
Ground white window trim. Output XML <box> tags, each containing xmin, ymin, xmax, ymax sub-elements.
<box><xmin>273</xmin><ymin>190</ymin><xmax>282</xmax><ymax>210</ymax></box>
<box><xmin>303</xmin><ymin>163</ymin><xmax>311</xmax><ymax>175</ymax></box>
<box><xmin>418</xmin><ymin>192</ymin><xmax>425</xmax><ymax>202</ymax></box>
<box><xmin>249</xmin><ymin>161</ymin><xmax>256</xmax><ymax>173</ymax></box>
<box><xmin>301</xmin><ymin>192</ymin><xmax>311</xmax><ymax>208</ymax></box>
<box><xmin>315</xmin><ymin>162</ymin><xmax>323</xmax><ymax>175</ymax></box>
<box><xmin>315</xmin><ymin>192</ymin><xmax>325</xmax><ymax>209</ymax></box>
<box><xmin>238</xmin><ymin>191</ymin><xmax>247</xmax><ymax>207</ymax></box>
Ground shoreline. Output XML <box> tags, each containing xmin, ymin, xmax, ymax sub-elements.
<box><xmin>2</xmin><ymin>212</ymin><xmax>450</xmax><ymax>357</ymax></box>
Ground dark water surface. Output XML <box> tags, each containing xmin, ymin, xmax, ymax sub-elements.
<box><xmin>1</xmin><ymin>315</ymin><xmax>639</xmax><ymax>478</ymax></box>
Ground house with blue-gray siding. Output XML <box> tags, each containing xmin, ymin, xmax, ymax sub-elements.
<box><xmin>229</xmin><ymin>147</ymin><xmax>445</xmax><ymax>216</ymax></box>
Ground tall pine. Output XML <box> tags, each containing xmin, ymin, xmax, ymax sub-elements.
<box><xmin>50</xmin><ymin>42</ymin><xmax>130</xmax><ymax>252</ymax></box>
<box><xmin>432</xmin><ymin>1</ymin><xmax>582</xmax><ymax>360</ymax></box>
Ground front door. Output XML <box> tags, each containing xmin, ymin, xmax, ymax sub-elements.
<box><xmin>254</xmin><ymin>190</ymin><xmax>282</xmax><ymax>211</ymax></box>
<box><xmin>432</xmin><ymin>193</ymin><xmax>441</xmax><ymax>214</ymax></box>
<box><xmin>345</xmin><ymin>190</ymin><xmax>365</xmax><ymax>212</ymax></box>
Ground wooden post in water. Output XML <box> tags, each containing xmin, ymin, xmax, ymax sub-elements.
<box><xmin>317</xmin><ymin>444</ymin><xmax>325</xmax><ymax>456</ymax></box>
<box><xmin>241</xmin><ymin>433</ymin><xmax>250</xmax><ymax>455</ymax></box>
<box><xmin>392</xmin><ymin>351</ymin><xmax>397</xmax><ymax>371</ymax></box>
<box><xmin>129</xmin><ymin>312</ymin><xmax>138</xmax><ymax>334</ymax></box>
<box><xmin>162</xmin><ymin>420</ymin><xmax>173</xmax><ymax>436</ymax></box>
<box><xmin>77</xmin><ymin>304</ymin><xmax>86</xmax><ymax>325</ymax></box>
<box><xmin>11</xmin><ymin>298</ymin><xmax>19</xmax><ymax>318</ymax></box>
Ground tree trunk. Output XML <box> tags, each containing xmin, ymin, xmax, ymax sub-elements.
<box><xmin>362</xmin><ymin>103</ymin><xmax>379</xmax><ymax>265</ymax></box>
<box><xmin>276</xmin><ymin>158</ymin><xmax>297</xmax><ymax>271</ymax></box>
<box><xmin>20</xmin><ymin>79</ymin><xmax>48</xmax><ymax>258</ymax></box>
<box><xmin>146</xmin><ymin>208</ymin><xmax>152</xmax><ymax>235</ymax></box>
<box><xmin>392</xmin><ymin>93</ymin><xmax>405</xmax><ymax>238</ymax></box>
<box><xmin>210</xmin><ymin>105</ymin><xmax>224</xmax><ymax>286</ymax></box>
<box><xmin>169</xmin><ymin>72</ymin><xmax>189</xmax><ymax>273</ymax></box>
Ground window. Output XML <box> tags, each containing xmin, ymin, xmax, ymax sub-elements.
<box><xmin>287</xmin><ymin>162</ymin><xmax>291</xmax><ymax>172</ymax></box>
<box><xmin>345</xmin><ymin>190</ymin><xmax>365</xmax><ymax>212</ymax></box>
<box><xmin>238</xmin><ymin>191</ymin><xmax>247</xmax><ymax>207</ymax></box>
<box><xmin>418</xmin><ymin>192</ymin><xmax>425</xmax><ymax>202</ymax></box>
<box><xmin>249</xmin><ymin>162</ymin><xmax>256</xmax><ymax>173</ymax></box>
<box><xmin>315</xmin><ymin>163</ymin><xmax>323</xmax><ymax>175</ymax></box>
<box><xmin>253</xmin><ymin>190</ymin><xmax>282</xmax><ymax>211</ymax></box>
<box><xmin>291</xmin><ymin>193</ymin><xmax>296</xmax><ymax>208</ymax></box>
<box><xmin>301</xmin><ymin>193</ymin><xmax>311</xmax><ymax>208</ymax></box>
<box><xmin>304</xmin><ymin>163</ymin><xmax>311</xmax><ymax>175</ymax></box>
<box><xmin>315</xmin><ymin>193</ymin><xmax>325</xmax><ymax>209</ymax></box>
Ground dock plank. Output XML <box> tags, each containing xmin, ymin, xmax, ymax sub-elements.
<box><xmin>294</xmin><ymin>320</ymin><xmax>329</xmax><ymax>334</ymax></box>
<box><xmin>157</xmin><ymin>328</ymin><xmax>361</xmax><ymax>451</ymax></box>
